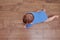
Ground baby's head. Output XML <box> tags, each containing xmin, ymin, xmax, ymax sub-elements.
<box><xmin>23</xmin><ymin>13</ymin><xmax>34</xmax><ymax>24</ymax></box>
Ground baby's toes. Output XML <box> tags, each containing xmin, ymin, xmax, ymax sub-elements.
<box><xmin>55</xmin><ymin>15</ymin><xmax>59</xmax><ymax>18</ymax></box>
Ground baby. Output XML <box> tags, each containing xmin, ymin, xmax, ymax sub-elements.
<box><xmin>22</xmin><ymin>9</ymin><xmax>59</xmax><ymax>28</ymax></box>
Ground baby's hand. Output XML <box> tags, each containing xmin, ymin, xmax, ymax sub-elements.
<box><xmin>24</xmin><ymin>25</ymin><xmax>26</xmax><ymax>29</ymax></box>
<box><xmin>37</xmin><ymin>9</ymin><xmax>46</xmax><ymax>12</ymax></box>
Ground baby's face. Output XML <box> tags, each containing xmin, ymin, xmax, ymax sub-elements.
<box><xmin>23</xmin><ymin>13</ymin><xmax>34</xmax><ymax>24</ymax></box>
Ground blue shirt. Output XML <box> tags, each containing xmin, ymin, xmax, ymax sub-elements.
<box><xmin>26</xmin><ymin>10</ymin><xmax>48</xmax><ymax>28</ymax></box>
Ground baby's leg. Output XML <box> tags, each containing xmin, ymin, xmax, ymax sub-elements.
<box><xmin>44</xmin><ymin>15</ymin><xmax>59</xmax><ymax>22</ymax></box>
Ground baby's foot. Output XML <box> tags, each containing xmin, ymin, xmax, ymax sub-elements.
<box><xmin>54</xmin><ymin>15</ymin><xmax>59</xmax><ymax>18</ymax></box>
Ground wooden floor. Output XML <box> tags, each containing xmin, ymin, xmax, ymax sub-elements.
<box><xmin>0</xmin><ymin>0</ymin><xmax>60</xmax><ymax>40</ymax></box>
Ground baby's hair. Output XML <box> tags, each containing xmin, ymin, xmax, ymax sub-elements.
<box><xmin>23</xmin><ymin>13</ymin><xmax>34</xmax><ymax>24</ymax></box>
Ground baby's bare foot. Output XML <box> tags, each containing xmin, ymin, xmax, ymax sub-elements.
<box><xmin>54</xmin><ymin>15</ymin><xmax>59</xmax><ymax>18</ymax></box>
